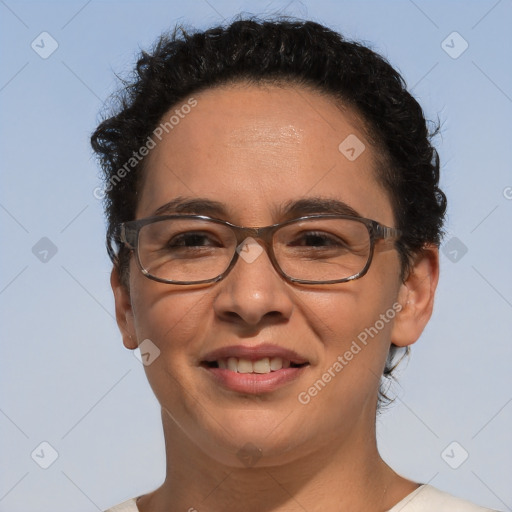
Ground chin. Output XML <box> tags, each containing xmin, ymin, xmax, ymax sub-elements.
<box><xmin>197</xmin><ymin>413</ymin><xmax>309</xmax><ymax>465</ymax></box>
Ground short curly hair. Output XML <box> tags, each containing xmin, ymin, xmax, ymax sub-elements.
<box><xmin>91</xmin><ymin>17</ymin><xmax>446</xmax><ymax>406</ymax></box>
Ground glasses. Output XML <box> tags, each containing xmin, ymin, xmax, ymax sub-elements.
<box><xmin>118</xmin><ymin>214</ymin><xmax>401</xmax><ymax>285</ymax></box>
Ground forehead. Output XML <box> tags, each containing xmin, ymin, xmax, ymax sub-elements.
<box><xmin>138</xmin><ymin>83</ymin><xmax>393</xmax><ymax>225</ymax></box>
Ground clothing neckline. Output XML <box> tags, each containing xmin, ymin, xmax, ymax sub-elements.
<box><xmin>387</xmin><ymin>484</ymin><xmax>427</xmax><ymax>511</ymax></box>
<box><xmin>131</xmin><ymin>484</ymin><xmax>428</xmax><ymax>511</ymax></box>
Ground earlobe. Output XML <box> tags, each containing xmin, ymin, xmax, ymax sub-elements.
<box><xmin>390</xmin><ymin>246</ymin><xmax>440</xmax><ymax>347</ymax></box>
<box><xmin>111</xmin><ymin>268</ymin><xmax>138</xmax><ymax>350</ymax></box>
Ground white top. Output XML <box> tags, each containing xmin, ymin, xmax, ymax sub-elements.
<box><xmin>103</xmin><ymin>484</ymin><xmax>499</xmax><ymax>511</ymax></box>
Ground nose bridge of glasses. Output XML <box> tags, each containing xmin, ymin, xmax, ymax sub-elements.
<box><xmin>232</xmin><ymin>224</ymin><xmax>274</xmax><ymax>247</ymax></box>
<box><xmin>227</xmin><ymin>225</ymin><xmax>284</xmax><ymax>283</ymax></box>
<box><xmin>227</xmin><ymin>225</ymin><xmax>279</xmax><ymax>278</ymax></box>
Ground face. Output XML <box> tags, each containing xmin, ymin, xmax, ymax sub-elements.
<box><xmin>113</xmin><ymin>83</ymin><xmax>437</xmax><ymax>468</ymax></box>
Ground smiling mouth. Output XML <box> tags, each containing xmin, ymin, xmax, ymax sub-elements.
<box><xmin>201</xmin><ymin>357</ymin><xmax>309</xmax><ymax>374</ymax></box>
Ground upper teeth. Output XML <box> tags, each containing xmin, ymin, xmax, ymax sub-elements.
<box><xmin>217</xmin><ymin>357</ymin><xmax>291</xmax><ymax>374</ymax></box>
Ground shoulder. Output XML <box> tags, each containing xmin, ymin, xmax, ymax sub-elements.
<box><xmin>388</xmin><ymin>485</ymin><xmax>499</xmax><ymax>512</ymax></box>
<box><xmin>103</xmin><ymin>497</ymin><xmax>139</xmax><ymax>512</ymax></box>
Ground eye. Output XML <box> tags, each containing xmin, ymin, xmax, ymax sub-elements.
<box><xmin>291</xmin><ymin>231</ymin><xmax>349</xmax><ymax>248</ymax></box>
<box><xmin>166</xmin><ymin>232</ymin><xmax>222</xmax><ymax>249</ymax></box>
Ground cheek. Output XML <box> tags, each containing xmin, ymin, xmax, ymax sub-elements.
<box><xmin>302</xmin><ymin>255</ymin><xmax>402</xmax><ymax>375</ymax></box>
<box><xmin>132</xmin><ymin>285</ymin><xmax>210</xmax><ymax>353</ymax></box>
<box><xmin>129</xmin><ymin>272</ymin><xmax>213</xmax><ymax>386</ymax></box>
<box><xmin>293</xmin><ymin>284</ymin><xmax>400</xmax><ymax>430</ymax></box>
<box><xmin>308</xmin><ymin>290</ymin><xmax>395</xmax><ymax>372</ymax></box>
<box><xmin>310</xmin><ymin>274</ymin><xmax>399</xmax><ymax>343</ymax></box>
<box><xmin>129</xmin><ymin>291</ymin><xmax>214</xmax><ymax>425</ymax></box>
<box><xmin>129</xmin><ymin>254</ymin><xmax>207</xmax><ymax>338</ymax></box>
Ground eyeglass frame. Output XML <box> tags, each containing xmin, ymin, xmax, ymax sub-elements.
<box><xmin>117</xmin><ymin>213</ymin><xmax>402</xmax><ymax>286</ymax></box>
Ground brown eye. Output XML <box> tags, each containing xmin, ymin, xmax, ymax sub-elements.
<box><xmin>166</xmin><ymin>232</ymin><xmax>221</xmax><ymax>248</ymax></box>
<box><xmin>291</xmin><ymin>232</ymin><xmax>348</xmax><ymax>248</ymax></box>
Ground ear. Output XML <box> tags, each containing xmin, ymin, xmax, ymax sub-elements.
<box><xmin>111</xmin><ymin>268</ymin><xmax>138</xmax><ymax>350</ymax></box>
<box><xmin>391</xmin><ymin>245</ymin><xmax>440</xmax><ymax>347</ymax></box>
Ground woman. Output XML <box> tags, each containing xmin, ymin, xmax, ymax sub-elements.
<box><xmin>92</xmin><ymin>18</ymin><xmax>498</xmax><ymax>512</ymax></box>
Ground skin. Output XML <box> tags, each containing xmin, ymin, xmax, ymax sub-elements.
<box><xmin>112</xmin><ymin>83</ymin><xmax>439</xmax><ymax>512</ymax></box>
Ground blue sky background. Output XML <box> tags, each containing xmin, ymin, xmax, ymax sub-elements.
<box><xmin>1</xmin><ymin>1</ymin><xmax>511</xmax><ymax>511</ymax></box>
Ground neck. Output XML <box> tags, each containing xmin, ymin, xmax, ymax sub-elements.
<box><xmin>136</xmin><ymin>409</ymin><xmax>418</xmax><ymax>512</ymax></box>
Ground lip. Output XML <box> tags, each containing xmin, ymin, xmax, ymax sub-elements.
<box><xmin>201</xmin><ymin>365</ymin><xmax>308</xmax><ymax>394</ymax></box>
<box><xmin>199</xmin><ymin>343</ymin><xmax>310</xmax><ymax>394</ymax></box>
<box><xmin>200</xmin><ymin>343</ymin><xmax>309</xmax><ymax>364</ymax></box>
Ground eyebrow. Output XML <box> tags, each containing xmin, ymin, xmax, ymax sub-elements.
<box><xmin>279</xmin><ymin>197</ymin><xmax>361</xmax><ymax>219</ymax></box>
<box><xmin>152</xmin><ymin>196</ymin><xmax>362</xmax><ymax>221</ymax></box>
<box><xmin>153</xmin><ymin>197</ymin><xmax>230</xmax><ymax>217</ymax></box>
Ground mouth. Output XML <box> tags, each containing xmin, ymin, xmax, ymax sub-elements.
<box><xmin>201</xmin><ymin>357</ymin><xmax>309</xmax><ymax>374</ymax></box>
<box><xmin>199</xmin><ymin>344</ymin><xmax>310</xmax><ymax>394</ymax></box>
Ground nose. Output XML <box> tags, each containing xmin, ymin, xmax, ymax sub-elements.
<box><xmin>212</xmin><ymin>237</ymin><xmax>294</xmax><ymax>328</ymax></box>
